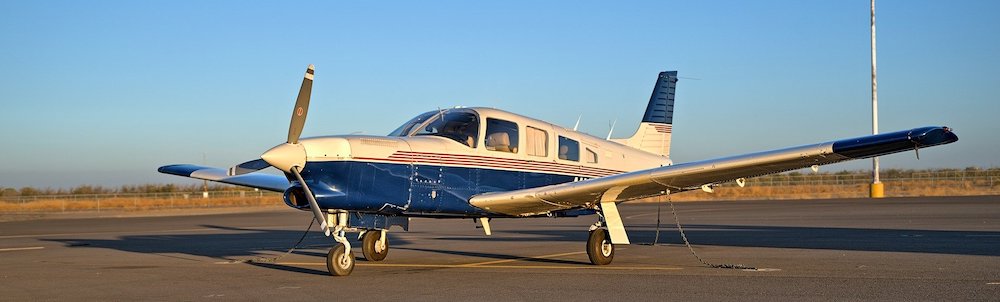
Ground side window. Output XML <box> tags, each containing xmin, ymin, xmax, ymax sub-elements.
<box><xmin>585</xmin><ymin>148</ymin><xmax>598</xmax><ymax>163</ymax></box>
<box><xmin>525</xmin><ymin>126</ymin><xmax>548</xmax><ymax>157</ymax></box>
<box><xmin>558</xmin><ymin>136</ymin><xmax>579</xmax><ymax>161</ymax></box>
<box><xmin>485</xmin><ymin>118</ymin><xmax>518</xmax><ymax>153</ymax></box>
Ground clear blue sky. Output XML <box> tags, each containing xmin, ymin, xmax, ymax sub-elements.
<box><xmin>1</xmin><ymin>0</ymin><xmax>998</xmax><ymax>188</ymax></box>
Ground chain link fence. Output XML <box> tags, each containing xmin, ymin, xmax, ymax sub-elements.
<box><xmin>670</xmin><ymin>170</ymin><xmax>1000</xmax><ymax>201</ymax></box>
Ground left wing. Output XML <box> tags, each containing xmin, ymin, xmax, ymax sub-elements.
<box><xmin>158</xmin><ymin>164</ymin><xmax>290</xmax><ymax>192</ymax></box>
<box><xmin>470</xmin><ymin>126</ymin><xmax>957</xmax><ymax>216</ymax></box>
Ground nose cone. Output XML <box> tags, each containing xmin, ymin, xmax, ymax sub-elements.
<box><xmin>261</xmin><ymin>143</ymin><xmax>307</xmax><ymax>172</ymax></box>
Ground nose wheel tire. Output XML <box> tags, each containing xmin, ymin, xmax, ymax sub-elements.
<box><xmin>362</xmin><ymin>230</ymin><xmax>389</xmax><ymax>261</ymax></box>
<box><xmin>326</xmin><ymin>243</ymin><xmax>355</xmax><ymax>276</ymax></box>
<box><xmin>586</xmin><ymin>229</ymin><xmax>614</xmax><ymax>265</ymax></box>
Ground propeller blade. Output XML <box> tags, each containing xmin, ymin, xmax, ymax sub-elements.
<box><xmin>227</xmin><ymin>159</ymin><xmax>271</xmax><ymax>176</ymax></box>
<box><xmin>287</xmin><ymin>64</ymin><xmax>315</xmax><ymax>144</ymax></box>
<box><xmin>290</xmin><ymin>166</ymin><xmax>330</xmax><ymax>236</ymax></box>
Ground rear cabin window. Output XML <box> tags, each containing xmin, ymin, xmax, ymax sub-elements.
<box><xmin>558</xmin><ymin>136</ymin><xmax>579</xmax><ymax>161</ymax></box>
<box><xmin>585</xmin><ymin>148</ymin><xmax>598</xmax><ymax>163</ymax></box>
<box><xmin>525</xmin><ymin>126</ymin><xmax>548</xmax><ymax>157</ymax></box>
<box><xmin>485</xmin><ymin>118</ymin><xmax>518</xmax><ymax>153</ymax></box>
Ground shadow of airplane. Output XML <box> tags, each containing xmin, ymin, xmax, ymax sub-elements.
<box><xmin>44</xmin><ymin>219</ymin><xmax>1000</xmax><ymax>277</ymax></box>
<box><xmin>434</xmin><ymin>224</ymin><xmax>1000</xmax><ymax>257</ymax></box>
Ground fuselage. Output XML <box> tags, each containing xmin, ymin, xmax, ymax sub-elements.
<box><xmin>284</xmin><ymin>107</ymin><xmax>671</xmax><ymax>218</ymax></box>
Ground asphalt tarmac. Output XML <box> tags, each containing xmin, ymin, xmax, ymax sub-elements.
<box><xmin>2</xmin><ymin>196</ymin><xmax>998</xmax><ymax>301</ymax></box>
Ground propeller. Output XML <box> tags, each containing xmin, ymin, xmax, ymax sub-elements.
<box><xmin>288</xmin><ymin>64</ymin><xmax>314</xmax><ymax>144</ymax></box>
<box><xmin>259</xmin><ymin>64</ymin><xmax>330</xmax><ymax>236</ymax></box>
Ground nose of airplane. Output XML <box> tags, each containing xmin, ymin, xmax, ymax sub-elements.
<box><xmin>261</xmin><ymin>142</ymin><xmax>307</xmax><ymax>173</ymax></box>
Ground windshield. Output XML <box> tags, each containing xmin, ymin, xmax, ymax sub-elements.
<box><xmin>388</xmin><ymin>111</ymin><xmax>436</xmax><ymax>137</ymax></box>
<box><xmin>412</xmin><ymin>110</ymin><xmax>479</xmax><ymax>148</ymax></box>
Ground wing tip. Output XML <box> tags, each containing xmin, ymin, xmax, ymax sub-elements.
<box><xmin>157</xmin><ymin>164</ymin><xmax>206</xmax><ymax>177</ymax></box>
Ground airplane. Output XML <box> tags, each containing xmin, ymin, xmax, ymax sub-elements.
<box><xmin>159</xmin><ymin>65</ymin><xmax>958</xmax><ymax>276</ymax></box>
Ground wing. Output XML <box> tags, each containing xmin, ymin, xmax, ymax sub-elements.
<box><xmin>158</xmin><ymin>164</ymin><xmax>290</xmax><ymax>192</ymax></box>
<box><xmin>470</xmin><ymin>126</ymin><xmax>958</xmax><ymax>216</ymax></box>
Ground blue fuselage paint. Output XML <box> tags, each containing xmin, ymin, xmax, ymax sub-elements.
<box><xmin>299</xmin><ymin>160</ymin><xmax>577</xmax><ymax>218</ymax></box>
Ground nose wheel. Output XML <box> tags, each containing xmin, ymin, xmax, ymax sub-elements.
<box><xmin>325</xmin><ymin>215</ymin><xmax>355</xmax><ymax>276</ymax></box>
<box><xmin>326</xmin><ymin>243</ymin><xmax>355</xmax><ymax>276</ymax></box>
<box><xmin>586</xmin><ymin>229</ymin><xmax>614</xmax><ymax>265</ymax></box>
<box><xmin>361</xmin><ymin>230</ymin><xmax>389</xmax><ymax>261</ymax></box>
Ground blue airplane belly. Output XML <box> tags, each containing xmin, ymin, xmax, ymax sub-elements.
<box><xmin>301</xmin><ymin>161</ymin><xmax>576</xmax><ymax>216</ymax></box>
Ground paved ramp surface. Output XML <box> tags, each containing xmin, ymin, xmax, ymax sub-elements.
<box><xmin>2</xmin><ymin>196</ymin><xmax>999</xmax><ymax>301</ymax></box>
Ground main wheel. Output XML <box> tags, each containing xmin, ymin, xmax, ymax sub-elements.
<box><xmin>362</xmin><ymin>230</ymin><xmax>389</xmax><ymax>261</ymax></box>
<box><xmin>326</xmin><ymin>243</ymin><xmax>355</xmax><ymax>276</ymax></box>
<box><xmin>586</xmin><ymin>229</ymin><xmax>614</xmax><ymax>265</ymax></box>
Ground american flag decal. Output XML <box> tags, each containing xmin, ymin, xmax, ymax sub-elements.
<box><xmin>651</xmin><ymin>124</ymin><xmax>672</xmax><ymax>134</ymax></box>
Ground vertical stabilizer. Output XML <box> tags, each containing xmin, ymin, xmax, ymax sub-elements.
<box><xmin>614</xmin><ymin>71</ymin><xmax>677</xmax><ymax>158</ymax></box>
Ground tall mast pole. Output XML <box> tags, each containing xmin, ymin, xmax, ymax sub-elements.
<box><xmin>870</xmin><ymin>0</ymin><xmax>884</xmax><ymax>198</ymax></box>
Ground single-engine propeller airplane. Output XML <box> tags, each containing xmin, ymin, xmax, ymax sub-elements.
<box><xmin>159</xmin><ymin>65</ymin><xmax>958</xmax><ymax>276</ymax></box>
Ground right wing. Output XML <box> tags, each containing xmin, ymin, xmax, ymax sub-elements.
<box><xmin>470</xmin><ymin>126</ymin><xmax>958</xmax><ymax>216</ymax></box>
<box><xmin>158</xmin><ymin>164</ymin><xmax>290</xmax><ymax>192</ymax></box>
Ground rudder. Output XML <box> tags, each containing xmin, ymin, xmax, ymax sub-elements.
<box><xmin>616</xmin><ymin>71</ymin><xmax>677</xmax><ymax>158</ymax></box>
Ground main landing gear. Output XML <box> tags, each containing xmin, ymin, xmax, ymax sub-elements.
<box><xmin>361</xmin><ymin>229</ymin><xmax>389</xmax><ymax>261</ymax></box>
<box><xmin>586</xmin><ymin>219</ymin><xmax>615</xmax><ymax>265</ymax></box>
<box><xmin>586</xmin><ymin>201</ymin><xmax>629</xmax><ymax>266</ymax></box>
<box><xmin>586</xmin><ymin>228</ymin><xmax>614</xmax><ymax>265</ymax></box>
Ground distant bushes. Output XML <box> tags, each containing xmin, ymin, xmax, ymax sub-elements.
<box><xmin>0</xmin><ymin>183</ymin><xmax>252</xmax><ymax>197</ymax></box>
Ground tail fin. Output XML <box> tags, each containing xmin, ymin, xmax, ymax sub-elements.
<box><xmin>615</xmin><ymin>71</ymin><xmax>677</xmax><ymax>158</ymax></box>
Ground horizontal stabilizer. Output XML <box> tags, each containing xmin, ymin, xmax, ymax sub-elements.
<box><xmin>158</xmin><ymin>164</ymin><xmax>290</xmax><ymax>192</ymax></box>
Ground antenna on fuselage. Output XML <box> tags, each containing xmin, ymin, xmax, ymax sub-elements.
<box><xmin>573</xmin><ymin>115</ymin><xmax>582</xmax><ymax>131</ymax></box>
<box><xmin>606</xmin><ymin>118</ymin><xmax>617</xmax><ymax>140</ymax></box>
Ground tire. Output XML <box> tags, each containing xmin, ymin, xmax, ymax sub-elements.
<box><xmin>586</xmin><ymin>229</ymin><xmax>614</xmax><ymax>265</ymax></box>
<box><xmin>362</xmin><ymin>230</ymin><xmax>389</xmax><ymax>261</ymax></box>
<box><xmin>326</xmin><ymin>244</ymin><xmax>355</xmax><ymax>276</ymax></box>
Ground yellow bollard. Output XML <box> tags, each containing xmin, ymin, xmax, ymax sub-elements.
<box><xmin>870</xmin><ymin>182</ymin><xmax>885</xmax><ymax>198</ymax></box>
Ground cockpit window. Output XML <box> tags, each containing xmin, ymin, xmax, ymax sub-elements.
<box><xmin>413</xmin><ymin>111</ymin><xmax>479</xmax><ymax>148</ymax></box>
<box><xmin>388</xmin><ymin>111</ymin><xmax>436</xmax><ymax>137</ymax></box>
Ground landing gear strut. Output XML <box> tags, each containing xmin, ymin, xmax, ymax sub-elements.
<box><xmin>586</xmin><ymin>201</ymin><xmax>628</xmax><ymax>265</ymax></box>
<box><xmin>361</xmin><ymin>229</ymin><xmax>389</xmax><ymax>261</ymax></box>
<box><xmin>325</xmin><ymin>212</ymin><xmax>355</xmax><ymax>276</ymax></box>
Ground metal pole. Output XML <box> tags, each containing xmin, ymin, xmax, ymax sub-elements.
<box><xmin>870</xmin><ymin>0</ymin><xmax>885</xmax><ymax>198</ymax></box>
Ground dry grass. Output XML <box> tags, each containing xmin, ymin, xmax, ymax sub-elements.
<box><xmin>0</xmin><ymin>196</ymin><xmax>282</xmax><ymax>213</ymax></box>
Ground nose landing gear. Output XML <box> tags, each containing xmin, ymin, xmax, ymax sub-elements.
<box><xmin>325</xmin><ymin>212</ymin><xmax>355</xmax><ymax>276</ymax></box>
<box><xmin>326</xmin><ymin>243</ymin><xmax>355</xmax><ymax>276</ymax></box>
